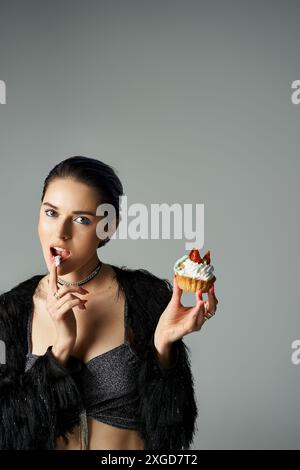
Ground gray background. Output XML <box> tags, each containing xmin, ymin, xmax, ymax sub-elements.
<box><xmin>0</xmin><ymin>0</ymin><xmax>299</xmax><ymax>449</ymax></box>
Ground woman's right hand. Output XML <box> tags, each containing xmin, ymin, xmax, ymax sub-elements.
<box><xmin>46</xmin><ymin>260</ymin><xmax>89</xmax><ymax>364</ymax></box>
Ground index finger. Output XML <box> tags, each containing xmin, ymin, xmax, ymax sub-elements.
<box><xmin>49</xmin><ymin>258</ymin><xmax>58</xmax><ymax>294</ymax></box>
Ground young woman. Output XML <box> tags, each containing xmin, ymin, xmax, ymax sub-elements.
<box><xmin>0</xmin><ymin>156</ymin><xmax>218</xmax><ymax>450</ymax></box>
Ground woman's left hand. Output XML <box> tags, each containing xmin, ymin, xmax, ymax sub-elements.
<box><xmin>154</xmin><ymin>275</ymin><xmax>219</xmax><ymax>353</ymax></box>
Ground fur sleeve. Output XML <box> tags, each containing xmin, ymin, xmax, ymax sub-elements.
<box><xmin>128</xmin><ymin>268</ymin><xmax>198</xmax><ymax>450</ymax></box>
<box><xmin>0</xmin><ymin>291</ymin><xmax>83</xmax><ymax>450</ymax></box>
<box><xmin>137</xmin><ymin>336</ymin><xmax>198</xmax><ymax>450</ymax></box>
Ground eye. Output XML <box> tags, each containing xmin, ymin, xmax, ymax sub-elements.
<box><xmin>44</xmin><ymin>209</ymin><xmax>91</xmax><ymax>225</ymax></box>
<box><xmin>75</xmin><ymin>216</ymin><xmax>92</xmax><ymax>225</ymax></box>
<box><xmin>45</xmin><ymin>209</ymin><xmax>57</xmax><ymax>217</ymax></box>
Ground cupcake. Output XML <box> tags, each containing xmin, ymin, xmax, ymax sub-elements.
<box><xmin>174</xmin><ymin>248</ymin><xmax>216</xmax><ymax>293</ymax></box>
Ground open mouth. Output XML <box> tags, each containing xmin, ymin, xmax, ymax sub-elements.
<box><xmin>50</xmin><ymin>246</ymin><xmax>71</xmax><ymax>263</ymax></box>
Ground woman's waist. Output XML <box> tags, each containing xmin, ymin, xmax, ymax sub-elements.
<box><xmin>55</xmin><ymin>417</ymin><xmax>144</xmax><ymax>450</ymax></box>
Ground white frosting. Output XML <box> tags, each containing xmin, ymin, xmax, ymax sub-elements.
<box><xmin>54</xmin><ymin>255</ymin><xmax>62</xmax><ymax>267</ymax></box>
<box><xmin>174</xmin><ymin>254</ymin><xmax>215</xmax><ymax>281</ymax></box>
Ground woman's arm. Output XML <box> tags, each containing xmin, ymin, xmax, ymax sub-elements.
<box><xmin>140</xmin><ymin>273</ymin><xmax>217</xmax><ymax>450</ymax></box>
<box><xmin>127</xmin><ymin>268</ymin><xmax>198</xmax><ymax>450</ymax></box>
<box><xmin>0</xmin><ymin>292</ymin><xmax>83</xmax><ymax>450</ymax></box>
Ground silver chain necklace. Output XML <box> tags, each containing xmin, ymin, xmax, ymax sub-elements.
<box><xmin>57</xmin><ymin>261</ymin><xmax>103</xmax><ymax>287</ymax></box>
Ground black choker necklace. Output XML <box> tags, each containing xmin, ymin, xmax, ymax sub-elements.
<box><xmin>57</xmin><ymin>261</ymin><xmax>103</xmax><ymax>287</ymax></box>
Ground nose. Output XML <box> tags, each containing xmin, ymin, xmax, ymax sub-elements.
<box><xmin>56</xmin><ymin>219</ymin><xmax>72</xmax><ymax>240</ymax></box>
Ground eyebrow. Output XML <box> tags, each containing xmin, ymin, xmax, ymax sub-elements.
<box><xmin>42</xmin><ymin>202</ymin><xmax>96</xmax><ymax>216</ymax></box>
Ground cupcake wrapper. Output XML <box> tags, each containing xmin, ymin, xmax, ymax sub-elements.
<box><xmin>175</xmin><ymin>274</ymin><xmax>216</xmax><ymax>293</ymax></box>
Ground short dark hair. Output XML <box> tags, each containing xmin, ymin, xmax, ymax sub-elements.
<box><xmin>41</xmin><ymin>156</ymin><xmax>124</xmax><ymax>247</ymax></box>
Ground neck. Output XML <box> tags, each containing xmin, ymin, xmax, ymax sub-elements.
<box><xmin>57</xmin><ymin>255</ymin><xmax>102</xmax><ymax>285</ymax></box>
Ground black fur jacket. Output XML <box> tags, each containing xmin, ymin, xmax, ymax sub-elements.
<box><xmin>0</xmin><ymin>264</ymin><xmax>198</xmax><ymax>450</ymax></box>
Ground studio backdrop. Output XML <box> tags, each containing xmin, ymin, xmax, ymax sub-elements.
<box><xmin>0</xmin><ymin>0</ymin><xmax>299</xmax><ymax>450</ymax></box>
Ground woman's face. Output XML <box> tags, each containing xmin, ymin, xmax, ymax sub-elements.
<box><xmin>38</xmin><ymin>178</ymin><xmax>103</xmax><ymax>276</ymax></box>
